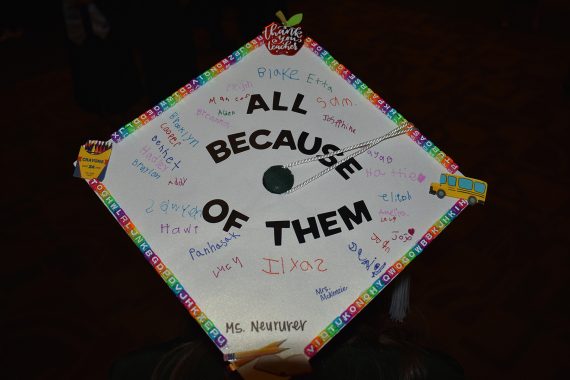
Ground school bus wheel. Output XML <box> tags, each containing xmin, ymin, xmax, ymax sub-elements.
<box><xmin>436</xmin><ymin>190</ymin><xmax>446</xmax><ymax>199</ymax></box>
<box><xmin>468</xmin><ymin>196</ymin><xmax>477</xmax><ymax>206</ymax></box>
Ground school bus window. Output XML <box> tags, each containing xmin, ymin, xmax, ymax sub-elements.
<box><xmin>440</xmin><ymin>174</ymin><xmax>447</xmax><ymax>184</ymax></box>
<box><xmin>459</xmin><ymin>178</ymin><xmax>472</xmax><ymax>190</ymax></box>
<box><xmin>448</xmin><ymin>176</ymin><xmax>457</xmax><ymax>186</ymax></box>
<box><xmin>474</xmin><ymin>182</ymin><xmax>486</xmax><ymax>193</ymax></box>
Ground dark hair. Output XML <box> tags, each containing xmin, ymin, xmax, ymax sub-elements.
<box><xmin>151</xmin><ymin>339</ymin><xmax>239</xmax><ymax>380</ymax></box>
<box><xmin>296</xmin><ymin>326</ymin><xmax>429</xmax><ymax>380</ymax></box>
<box><xmin>152</xmin><ymin>328</ymin><xmax>431</xmax><ymax>380</ymax></box>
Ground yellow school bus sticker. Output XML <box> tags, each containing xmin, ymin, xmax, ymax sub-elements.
<box><xmin>73</xmin><ymin>140</ymin><xmax>113</xmax><ymax>181</ymax></box>
<box><xmin>429</xmin><ymin>173</ymin><xmax>487</xmax><ymax>206</ymax></box>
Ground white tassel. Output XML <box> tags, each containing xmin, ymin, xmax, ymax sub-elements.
<box><xmin>389</xmin><ymin>273</ymin><xmax>411</xmax><ymax>322</ymax></box>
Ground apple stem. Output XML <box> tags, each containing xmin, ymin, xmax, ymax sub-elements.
<box><xmin>275</xmin><ymin>10</ymin><xmax>288</xmax><ymax>25</ymax></box>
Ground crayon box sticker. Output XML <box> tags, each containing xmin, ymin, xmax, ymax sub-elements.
<box><xmin>74</xmin><ymin>140</ymin><xmax>113</xmax><ymax>181</ymax></box>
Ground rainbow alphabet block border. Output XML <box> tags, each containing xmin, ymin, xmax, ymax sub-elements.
<box><xmin>86</xmin><ymin>32</ymin><xmax>468</xmax><ymax>357</ymax></box>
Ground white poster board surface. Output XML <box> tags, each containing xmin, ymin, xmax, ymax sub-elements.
<box><xmin>82</xmin><ymin>33</ymin><xmax>472</xmax><ymax>364</ymax></box>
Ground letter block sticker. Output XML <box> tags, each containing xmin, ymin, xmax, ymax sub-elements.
<box><xmin>76</xmin><ymin>13</ymin><xmax>486</xmax><ymax>378</ymax></box>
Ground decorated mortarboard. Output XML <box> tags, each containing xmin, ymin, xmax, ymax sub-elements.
<box><xmin>75</xmin><ymin>12</ymin><xmax>487</xmax><ymax>379</ymax></box>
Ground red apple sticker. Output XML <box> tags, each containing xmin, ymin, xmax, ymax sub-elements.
<box><xmin>264</xmin><ymin>12</ymin><xmax>304</xmax><ymax>56</ymax></box>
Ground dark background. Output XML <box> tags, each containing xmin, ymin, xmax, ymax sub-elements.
<box><xmin>3</xmin><ymin>0</ymin><xmax>569</xmax><ymax>378</ymax></box>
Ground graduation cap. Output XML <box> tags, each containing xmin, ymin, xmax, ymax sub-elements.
<box><xmin>76</xmin><ymin>12</ymin><xmax>487</xmax><ymax>379</ymax></box>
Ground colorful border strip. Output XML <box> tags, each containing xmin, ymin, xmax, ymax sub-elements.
<box><xmin>303</xmin><ymin>37</ymin><xmax>459</xmax><ymax>174</ymax></box>
<box><xmin>110</xmin><ymin>35</ymin><xmax>265</xmax><ymax>144</ymax></box>
<box><xmin>93</xmin><ymin>31</ymin><xmax>467</xmax><ymax>357</ymax></box>
<box><xmin>304</xmin><ymin>198</ymin><xmax>469</xmax><ymax>357</ymax></box>
<box><xmin>87</xmin><ymin>179</ymin><xmax>228</xmax><ymax>349</ymax></box>
<box><xmin>97</xmin><ymin>34</ymin><xmax>265</xmax><ymax>353</ymax></box>
<box><xmin>302</xmin><ymin>36</ymin><xmax>465</xmax><ymax>357</ymax></box>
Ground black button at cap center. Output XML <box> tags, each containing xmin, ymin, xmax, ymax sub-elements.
<box><xmin>263</xmin><ymin>166</ymin><xmax>294</xmax><ymax>194</ymax></box>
